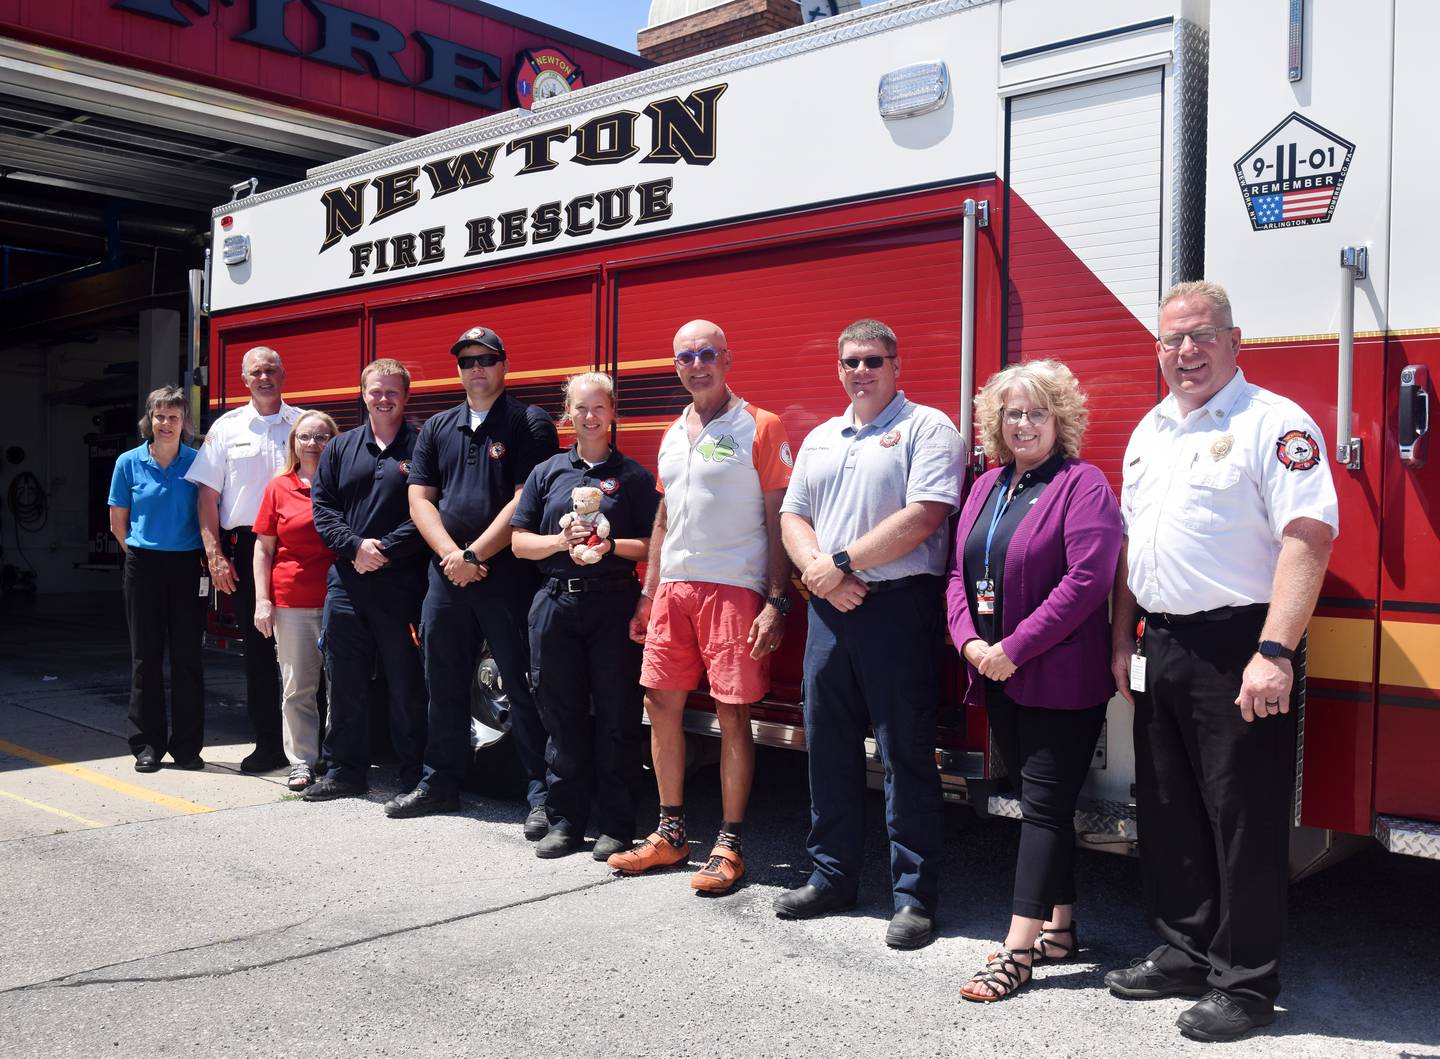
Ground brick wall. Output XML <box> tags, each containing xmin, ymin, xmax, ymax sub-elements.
<box><xmin>638</xmin><ymin>0</ymin><xmax>803</xmax><ymax>65</ymax></box>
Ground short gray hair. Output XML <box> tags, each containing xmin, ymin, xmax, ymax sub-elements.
<box><xmin>241</xmin><ymin>346</ymin><xmax>283</xmax><ymax>374</ymax></box>
<box><xmin>837</xmin><ymin>319</ymin><xmax>897</xmax><ymax>357</ymax></box>
<box><xmin>1159</xmin><ymin>281</ymin><xmax>1233</xmax><ymax>326</ymax></box>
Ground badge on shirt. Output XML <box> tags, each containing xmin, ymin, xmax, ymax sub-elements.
<box><xmin>397</xmin><ymin>459</ymin><xmax>412</xmax><ymax>476</ymax></box>
<box><xmin>1276</xmin><ymin>429</ymin><xmax>1320</xmax><ymax>472</ymax></box>
<box><xmin>780</xmin><ymin>441</ymin><xmax>794</xmax><ymax>467</ymax></box>
<box><xmin>1211</xmin><ymin>434</ymin><xmax>1234</xmax><ymax>461</ymax></box>
<box><xmin>879</xmin><ymin>430</ymin><xmax>902</xmax><ymax>449</ymax></box>
<box><xmin>488</xmin><ymin>441</ymin><xmax>507</xmax><ymax>460</ymax></box>
<box><xmin>975</xmin><ymin>578</ymin><xmax>995</xmax><ymax>615</ymax></box>
<box><xmin>1129</xmin><ymin>654</ymin><xmax>1147</xmax><ymax>693</ymax></box>
<box><xmin>599</xmin><ymin>477</ymin><xmax>619</xmax><ymax>496</ymax></box>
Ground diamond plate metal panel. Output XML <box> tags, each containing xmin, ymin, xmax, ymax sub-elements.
<box><xmin>1374</xmin><ymin>815</ymin><xmax>1440</xmax><ymax>860</ymax></box>
<box><xmin>1170</xmin><ymin>17</ymin><xmax>1209</xmax><ymax>286</ymax></box>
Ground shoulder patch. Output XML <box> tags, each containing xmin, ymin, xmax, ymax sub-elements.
<box><xmin>1276</xmin><ymin>429</ymin><xmax>1320</xmax><ymax>472</ymax></box>
<box><xmin>779</xmin><ymin>441</ymin><xmax>794</xmax><ymax>467</ymax></box>
<box><xmin>599</xmin><ymin>477</ymin><xmax>619</xmax><ymax>496</ymax></box>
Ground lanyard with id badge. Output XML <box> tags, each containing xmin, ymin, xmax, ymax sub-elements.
<box><xmin>1130</xmin><ymin>617</ymin><xmax>1147</xmax><ymax>693</ymax></box>
<box><xmin>975</xmin><ymin>468</ymin><xmax>1016</xmax><ymax>617</ymax></box>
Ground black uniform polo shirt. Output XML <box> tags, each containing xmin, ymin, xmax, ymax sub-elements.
<box><xmin>312</xmin><ymin>418</ymin><xmax>425</xmax><ymax>570</ymax></box>
<box><xmin>409</xmin><ymin>391</ymin><xmax>559</xmax><ymax>556</ymax></box>
<box><xmin>512</xmin><ymin>445</ymin><xmax>661</xmax><ymax>580</ymax></box>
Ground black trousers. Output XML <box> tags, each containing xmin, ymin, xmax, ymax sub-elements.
<box><xmin>224</xmin><ymin>526</ymin><xmax>282</xmax><ymax>751</ymax></box>
<box><xmin>321</xmin><ymin>564</ymin><xmax>428</xmax><ymax>790</ymax></box>
<box><xmin>123</xmin><ymin>547</ymin><xmax>205</xmax><ymax>760</ymax></box>
<box><xmin>528</xmin><ymin>582</ymin><xmax>644</xmax><ymax>840</ymax></box>
<box><xmin>1134</xmin><ymin>606</ymin><xmax>1298</xmax><ymax>1011</ymax></box>
<box><xmin>986</xmin><ymin>684</ymin><xmax>1106</xmax><ymax>920</ymax></box>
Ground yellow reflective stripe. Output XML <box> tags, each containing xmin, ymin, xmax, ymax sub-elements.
<box><xmin>1379</xmin><ymin>620</ymin><xmax>1440</xmax><ymax>690</ymax></box>
<box><xmin>1306</xmin><ymin>616</ymin><xmax>1374</xmax><ymax>684</ymax></box>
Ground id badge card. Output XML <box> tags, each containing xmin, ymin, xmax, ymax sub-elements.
<box><xmin>199</xmin><ymin>575</ymin><xmax>210</xmax><ymax>598</ymax></box>
<box><xmin>1129</xmin><ymin>653</ymin><xmax>1147</xmax><ymax>693</ymax></box>
<box><xmin>975</xmin><ymin>579</ymin><xmax>995</xmax><ymax>616</ymax></box>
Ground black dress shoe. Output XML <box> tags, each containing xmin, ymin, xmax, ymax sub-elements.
<box><xmin>303</xmin><ymin>776</ymin><xmax>367</xmax><ymax>801</ymax></box>
<box><xmin>240</xmin><ymin>746</ymin><xmax>289</xmax><ymax>773</ymax></box>
<box><xmin>1105</xmin><ymin>957</ymin><xmax>1210</xmax><ymax>999</ymax></box>
<box><xmin>524</xmin><ymin>805</ymin><xmax>550</xmax><ymax>840</ymax></box>
<box><xmin>885</xmin><ymin>905</ymin><xmax>935</xmax><ymax>949</ymax></box>
<box><xmin>134</xmin><ymin>750</ymin><xmax>160</xmax><ymax>773</ymax></box>
<box><xmin>535</xmin><ymin>829</ymin><xmax>582</xmax><ymax>859</ymax></box>
<box><xmin>772</xmin><ymin>884</ymin><xmax>857</xmax><ymax>920</ymax></box>
<box><xmin>592</xmin><ymin>835</ymin><xmax>630</xmax><ymax>861</ymax></box>
<box><xmin>172</xmin><ymin>755</ymin><xmax>205</xmax><ymax>771</ymax></box>
<box><xmin>1177</xmin><ymin>990</ymin><xmax>1275</xmax><ymax>1042</ymax></box>
<box><xmin>383</xmin><ymin>787</ymin><xmax>460</xmax><ymax>818</ymax></box>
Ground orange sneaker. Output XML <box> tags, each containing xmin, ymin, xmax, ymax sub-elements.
<box><xmin>606</xmin><ymin>831</ymin><xmax>690</xmax><ymax>874</ymax></box>
<box><xmin>690</xmin><ymin>845</ymin><xmax>745</xmax><ymax>894</ymax></box>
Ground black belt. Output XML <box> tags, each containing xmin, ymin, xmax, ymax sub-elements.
<box><xmin>546</xmin><ymin>575</ymin><xmax>639</xmax><ymax>595</ymax></box>
<box><xmin>1142</xmin><ymin>603</ymin><xmax>1267</xmax><ymax>627</ymax></box>
<box><xmin>862</xmin><ymin>573</ymin><xmax>943</xmax><ymax>596</ymax></box>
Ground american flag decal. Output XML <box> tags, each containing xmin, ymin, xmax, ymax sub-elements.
<box><xmin>1235</xmin><ymin>112</ymin><xmax>1354</xmax><ymax>232</ymax></box>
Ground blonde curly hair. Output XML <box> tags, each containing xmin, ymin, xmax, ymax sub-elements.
<box><xmin>974</xmin><ymin>359</ymin><xmax>1088</xmax><ymax>464</ymax></box>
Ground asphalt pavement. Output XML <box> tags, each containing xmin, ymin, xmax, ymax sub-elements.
<box><xmin>1</xmin><ymin>594</ymin><xmax>1437</xmax><ymax>1058</ymax></box>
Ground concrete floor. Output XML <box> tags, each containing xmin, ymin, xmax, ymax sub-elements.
<box><xmin>0</xmin><ymin>593</ymin><xmax>1437</xmax><ymax>1058</ymax></box>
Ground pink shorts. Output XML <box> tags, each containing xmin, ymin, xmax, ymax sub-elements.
<box><xmin>640</xmin><ymin>581</ymin><xmax>770</xmax><ymax>705</ymax></box>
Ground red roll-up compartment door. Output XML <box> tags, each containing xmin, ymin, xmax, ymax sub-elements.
<box><xmin>215</xmin><ymin>309</ymin><xmax>366</xmax><ymax>430</ymax></box>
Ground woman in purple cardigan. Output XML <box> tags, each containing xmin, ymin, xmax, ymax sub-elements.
<box><xmin>947</xmin><ymin>359</ymin><xmax>1122</xmax><ymax>1002</ymax></box>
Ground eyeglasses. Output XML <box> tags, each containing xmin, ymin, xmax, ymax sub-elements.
<box><xmin>1003</xmin><ymin>408</ymin><xmax>1051</xmax><ymax>426</ymax></box>
<box><xmin>840</xmin><ymin>355</ymin><xmax>895</xmax><ymax>371</ymax></box>
<box><xmin>458</xmin><ymin>352</ymin><xmax>505</xmax><ymax>369</ymax></box>
<box><xmin>1158</xmin><ymin>326</ymin><xmax>1228</xmax><ymax>351</ymax></box>
<box><xmin>674</xmin><ymin>347</ymin><xmax>723</xmax><ymax>367</ymax></box>
<box><xmin>295</xmin><ymin>432</ymin><xmax>332</xmax><ymax>444</ymax></box>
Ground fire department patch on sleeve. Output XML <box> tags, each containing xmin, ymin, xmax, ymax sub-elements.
<box><xmin>780</xmin><ymin>441</ymin><xmax>794</xmax><ymax>467</ymax></box>
<box><xmin>599</xmin><ymin>477</ymin><xmax>619</xmax><ymax>496</ymax></box>
<box><xmin>1276</xmin><ymin>429</ymin><xmax>1320</xmax><ymax>471</ymax></box>
<box><xmin>488</xmin><ymin>441</ymin><xmax>506</xmax><ymax>460</ymax></box>
<box><xmin>879</xmin><ymin>430</ymin><xmax>902</xmax><ymax>449</ymax></box>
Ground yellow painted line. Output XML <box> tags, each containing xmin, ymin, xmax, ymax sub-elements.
<box><xmin>0</xmin><ymin>787</ymin><xmax>104</xmax><ymax>829</ymax></box>
<box><xmin>0</xmin><ymin>739</ymin><xmax>215</xmax><ymax>816</ymax></box>
<box><xmin>1379</xmin><ymin>619</ymin><xmax>1440</xmax><ymax>689</ymax></box>
<box><xmin>1307</xmin><ymin>616</ymin><xmax>1373</xmax><ymax>684</ymax></box>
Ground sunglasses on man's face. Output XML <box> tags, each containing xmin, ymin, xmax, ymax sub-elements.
<box><xmin>674</xmin><ymin>347</ymin><xmax>722</xmax><ymax>367</ymax></box>
<box><xmin>840</xmin><ymin>355</ymin><xmax>895</xmax><ymax>371</ymax></box>
<box><xmin>458</xmin><ymin>352</ymin><xmax>505</xmax><ymax>370</ymax></box>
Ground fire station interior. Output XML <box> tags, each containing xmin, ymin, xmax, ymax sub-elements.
<box><xmin>0</xmin><ymin>50</ymin><xmax>398</xmax><ymax>605</ymax></box>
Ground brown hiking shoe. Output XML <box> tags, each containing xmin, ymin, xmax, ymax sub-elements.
<box><xmin>690</xmin><ymin>845</ymin><xmax>745</xmax><ymax>894</ymax></box>
<box><xmin>606</xmin><ymin>831</ymin><xmax>689</xmax><ymax>874</ymax></box>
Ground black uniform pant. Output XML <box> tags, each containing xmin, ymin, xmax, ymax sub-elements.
<box><xmin>224</xmin><ymin>526</ymin><xmax>282</xmax><ymax>751</ymax></box>
<box><xmin>802</xmin><ymin>577</ymin><xmax>946</xmax><ymax>914</ymax></box>
<box><xmin>419</xmin><ymin>563</ymin><xmax>549</xmax><ymax>804</ymax></box>
<box><xmin>122</xmin><ymin>547</ymin><xmax>205</xmax><ymax>760</ymax></box>
<box><xmin>321</xmin><ymin>564</ymin><xmax>428</xmax><ymax>790</ymax></box>
<box><xmin>528</xmin><ymin>580</ymin><xmax>644</xmax><ymax>840</ymax></box>
<box><xmin>986</xmin><ymin>684</ymin><xmax>1107</xmax><ymax>920</ymax></box>
<box><xmin>1134</xmin><ymin>606</ymin><xmax>1298</xmax><ymax>1012</ymax></box>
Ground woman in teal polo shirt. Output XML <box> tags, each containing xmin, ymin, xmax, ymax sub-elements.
<box><xmin>108</xmin><ymin>385</ymin><xmax>206</xmax><ymax>773</ymax></box>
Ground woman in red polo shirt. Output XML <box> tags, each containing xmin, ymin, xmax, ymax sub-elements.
<box><xmin>253</xmin><ymin>410</ymin><xmax>338</xmax><ymax>791</ymax></box>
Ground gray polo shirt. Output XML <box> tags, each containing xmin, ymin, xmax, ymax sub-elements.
<box><xmin>781</xmin><ymin>390</ymin><xmax>962</xmax><ymax>582</ymax></box>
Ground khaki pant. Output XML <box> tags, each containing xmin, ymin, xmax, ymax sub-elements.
<box><xmin>273</xmin><ymin>606</ymin><xmax>323</xmax><ymax>766</ymax></box>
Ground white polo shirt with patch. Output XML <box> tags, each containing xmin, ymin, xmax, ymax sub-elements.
<box><xmin>185</xmin><ymin>401</ymin><xmax>302</xmax><ymax>529</ymax></box>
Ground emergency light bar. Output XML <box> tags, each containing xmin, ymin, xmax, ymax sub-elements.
<box><xmin>877</xmin><ymin>61</ymin><xmax>949</xmax><ymax>119</ymax></box>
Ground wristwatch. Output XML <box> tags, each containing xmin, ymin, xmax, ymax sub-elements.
<box><xmin>462</xmin><ymin>548</ymin><xmax>482</xmax><ymax>567</ymax></box>
<box><xmin>766</xmin><ymin>594</ymin><xmax>791</xmax><ymax>615</ymax></box>
<box><xmin>1257</xmin><ymin>640</ymin><xmax>1294</xmax><ymax>661</ymax></box>
<box><xmin>832</xmin><ymin>549</ymin><xmax>852</xmax><ymax>574</ymax></box>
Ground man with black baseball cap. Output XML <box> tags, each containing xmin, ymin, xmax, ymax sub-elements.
<box><xmin>386</xmin><ymin>324</ymin><xmax>558</xmax><ymax>832</ymax></box>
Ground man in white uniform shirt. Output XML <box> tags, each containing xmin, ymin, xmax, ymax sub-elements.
<box><xmin>1107</xmin><ymin>282</ymin><xmax>1338</xmax><ymax>1042</ymax></box>
<box><xmin>186</xmin><ymin>346</ymin><xmax>300</xmax><ymax>773</ymax></box>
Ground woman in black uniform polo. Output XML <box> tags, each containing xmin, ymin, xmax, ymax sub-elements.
<box><xmin>512</xmin><ymin>372</ymin><xmax>659</xmax><ymax>860</ymax></box>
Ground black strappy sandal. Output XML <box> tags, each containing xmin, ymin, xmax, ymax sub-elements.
<box><xmin>1032</xmin><ymin>922</ymin><xmax>1078</xmax><ymax>964</ymax></box>
<box><xmin>960</xmin><ymin>947</ymin><xmax>1033</xmax><ymax>1003</ymax></box>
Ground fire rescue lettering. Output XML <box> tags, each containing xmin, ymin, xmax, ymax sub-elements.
<box><xmin>320</xmin><ymin>84</ymin><xmax>727</xmax><ymax>269</ymax></box>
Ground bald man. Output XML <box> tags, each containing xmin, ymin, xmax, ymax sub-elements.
<box><xmin>610</xmin><ymin>320</ymin><xmax>794</xmax><ymax>896</ymax></box>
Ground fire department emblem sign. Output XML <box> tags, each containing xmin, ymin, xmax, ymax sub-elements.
<box><xmin>1276</xmin><ymin>429</ymin><xmax>1321</xmax><ymax>472</ymax></box>
<box><xmin>512</xmin><ymin>47</ymin><xmax>585</xmax><ymax>111</ymax></box>
<box><xmin>1235</xmin><ymin>113</ymin><xmax>1355</xmax><ymax>231</ymax></box>
<box><xmin>488</xmin><ymin>441</ymin><xmax>506</xmax><ymax>460</ymax></box>
<box><xmin>599</xmin><ymin>477</ymin><xmax>619</xmax><ymax>496</ymax></box>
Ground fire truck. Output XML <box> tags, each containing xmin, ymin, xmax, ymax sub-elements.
<box><xmin>201</xmin><ymin>0</ymin><xmax>1440</xmax><ymax>869</ymax></box>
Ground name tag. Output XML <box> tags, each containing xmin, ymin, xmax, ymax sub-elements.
<box><xmin>1129</xmin><ymin>654</ymin><xmax>1147</xmax><ymax>693</ymax></box>
<box><xmin>975</xmin><ymin>579</ymin><xmax>995</xmax><ymax>616</ymax></box>
<box><xmin>199</xmin><ymin>575</ymin><xmax>210</xmax><ymax>598</ymax></box>
<box><xmin>229</xmin><ymin>440</ymin><xmax>257</xmax><ymax>456</ymax></box>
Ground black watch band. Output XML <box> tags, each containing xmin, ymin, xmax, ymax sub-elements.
<box><xmin>832</xmin><ymin>549</ymin><xmax>852</xmax><ymax>574</ymax></box>
<box><xmin>766</xmin><ymin>594</ymin><xmax>791</xmax><ymax>615</ymax></box>
<box><xmin>462</xmin><ymin>548</ymin><xmax>482</xmax><ymax>567</ymax></box>
<box><xmin>1257</xmin><ymin>639</ymin><xmax>1294</xmax><ymax>661</ymax></box>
